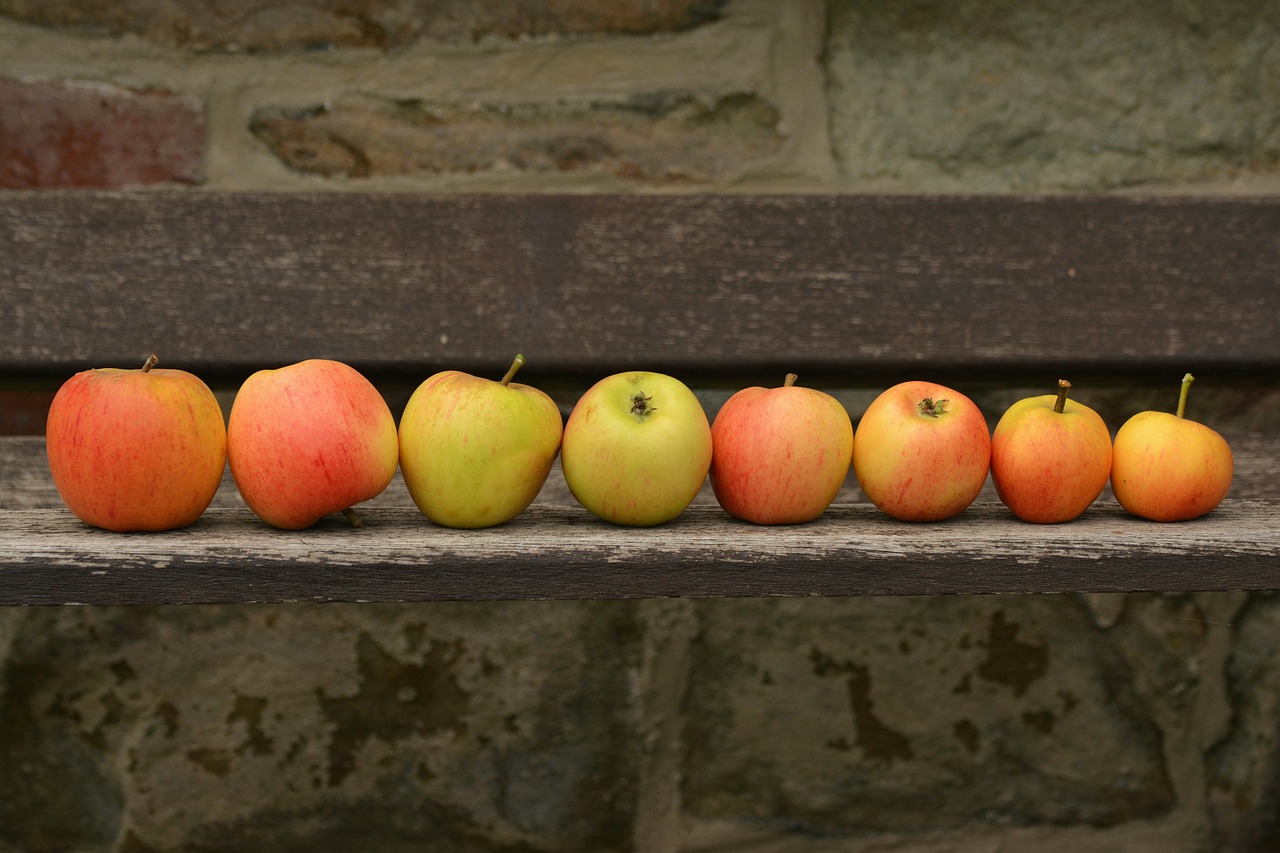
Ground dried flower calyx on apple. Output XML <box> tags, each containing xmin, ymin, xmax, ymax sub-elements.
<box><xmin>918</xmin><ymin>397</ymin><xmax>949</xmax><ymax>418</ymax></box>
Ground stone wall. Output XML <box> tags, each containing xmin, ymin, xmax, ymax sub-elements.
<box><xmin>6</xmin><ymin>0</ymin><xmax>1273</xmax><ymax>194</ymax></box>
<box><xmin>3</xmin><ymin>1</ymin><xmax>1280</xmax><ymax>850</ymax></box>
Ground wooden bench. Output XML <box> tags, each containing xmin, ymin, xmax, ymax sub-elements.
<box><xmin>2</xmin><ymin>191</ymin><xmax>1278</xmax><ymax>606</ymax></box>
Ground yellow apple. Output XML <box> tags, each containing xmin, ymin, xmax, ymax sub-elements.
<box><xmin>991</xmin><ymin>380</ymin><xmax>1113</xmax><ymax>523</ymax></box>
<box><xmin>852</xmin><ymin>380</ymin><xmax>991</xmax><ymax>522</ymax></box>
<box><xmin>45</xmin><ymin>354</ymin><xmax>227</xmax><ymax>532</ymax></box>
<box><xmin>710</xmin><ymin>373</ymin><xmax>853</xmax><ymax>524</ymax></box>
<box><xmin>227</xmin><ymin>359</ymin><xmax>398</xmax><ymax>530</ymax></box>
<box><xmin>1111</xmin><ymin>373</ymin><xmax>1232</xmax><ymax>521</ymax></box>
<box><xmin>561</xmin><ymin>371</ymin><xmax>711</xmax><ymax>526</ymax></box>
<box><xmin>398</xmin><ymin>354</ymin><xmax>563</xmax><ymax>528</ymax></box>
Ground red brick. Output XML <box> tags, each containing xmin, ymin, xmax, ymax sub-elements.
<box><xmin>0</xmin><ymin>79</ymin><xmax>204</xmax><ymax>189</ymax></box>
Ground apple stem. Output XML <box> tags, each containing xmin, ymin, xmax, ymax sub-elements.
<box><xmin>142</xmin><ymin>353</ymin><xmax>158</xmax><ymax>373</ymax></box>
<box><xmin>1176</xmin><ymin>373</ymin><xmax>1195</xmax><ymax>419</ymax></box>
<box><xmin>1054</xmin><ymin>379</ymin><xmax>1071</xmax><ymax>414</ymax></box>
<box><xmin>500</xmin><ymin>354</ymin><xmax>526</xmax><ymax>387</ymax></box>
<box><xmin>341</xmin><ymin>507</ymin><xmax>364</xmax><ymax>528</ymax></box>
<box><xmin>784</xmin><ymin>373</ymin><xmax>798</xmax><ymax>387</ymax></box>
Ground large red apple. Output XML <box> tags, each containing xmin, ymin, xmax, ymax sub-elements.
<box><xmin>710</xmin><ymin>373</ymin><xmax>853</xmax><ymax>524</ymax></box>
<box><xmin>227</xmin><ymin>359</ymin><xmax>398</xmax><ymax>529</ymax></box>
<box><xmin>1111</xmin><ymin>373</ymin><xmax>1232</xmax><ymax>521</ymax></box>
<box><xmin>990</xmin><ymin>380</ymin><xmax>1113</xmax><ymax>523</ymax></box>
<box><xmin>45</xmin><ymin>354</ymin><xmax>227</xmax><ymax>532</ymax></box>
<box><xmin>852</xmin><ymin>380</ymin><xmax>991</xmax><ymax>522</ymax></box>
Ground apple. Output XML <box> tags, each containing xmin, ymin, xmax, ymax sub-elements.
<box><xmin>45</xmin><ymin>354</ymin><xmax>227</xmax><ymax>532</ymax></box>
<box><xmin>398</xmin><ymin>354</ymin><xmax>563</xmax><ymax>528</ymax></box>
<box><xmin>1111</xmin><ymin>373</ymin><xmax>1233</xmax><ymax>522</ymax></box>
<box><xmin>227</xmin><ymin>359</ymin><xmax>398</xmax><ymax>530</ymax></box>
<box><xmin>990</xmin><ymin>380</ymin><xmax>1112</xmax><ymax>523</ymax></box>
<box><xmin>561</xmin><ymin>371</ymin><xmax>712</xmax><ymax>526</ymax></box>
<box><xmin>710</xmin><ymin>373</ymin><xmax>853</xmax><ymax>524</ymax></box>
<box><xmin>852</xmin><ymin>380</ymin><xmax>991</xmax><ymax>522</ymax></box>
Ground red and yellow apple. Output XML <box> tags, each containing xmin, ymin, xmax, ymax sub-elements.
<box><xmin>227</xmin><ymin>359</ymin><xmax>398</xmax><ymax>529</ymax></box>
<box><xmin>990</xmin><ymin>380</ymin><xmax>1112</xmax><ymax>523</ymax></box>
<box><xmin>710</xmin><ymin>373</ymin><xmax>853</xmax><ymax>524</ymax></box>
<box><xmin>398</xmin><ymin>354</ymin><xmax>563</xmax><ymax>528</ymax></box>
<box><xmin>45</xmin><ymin>354</ymin><xmax>227</xmax><ymax>532</ymax></box>
<box><xmin>1111</xmin><ymin>373</ymin><xmax>1232</xmax><ymax>521</ymax></box>
<box><xmin>561</xmin><ymin>371</ymin><xmax>712</xmax><ymax>526</ymax></box>
<box><xmin>852</xmin><ymin>380</ymin><xmax>991</xmax><ymax>522</ymax></box>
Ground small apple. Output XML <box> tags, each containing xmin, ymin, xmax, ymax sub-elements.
<box><xmin>45</xmin><ymin>354</ymin><xmax>227</xmax><ymax>532</ymax></box>
<box><xmin>990</xmin><ymin>380</ymin><xmax>1112</xmax><ymax>523</ymax></box>
<box><xmin>710</xmin><ymin>373</ymin><xmax>853</xmax><ymax>524</ymax></box>
<box><xmin>561</xmin><ymin>371</ymin><xmax>712</xmax><ymax>527</ymax></box>
<box><xmin>227</xmin><ymin>359</ymin><xmax>398</xmax><ymax>530</ymax></box>
<box><xmin>1111</xmin><ymin>373</ymin><xmax>1232</xmax><ymax>522</ymax></box>
<box><xmin>852</xmin><ymin>380</ymin><xmax>991</xmax><ymax>522</ymax></box>
<box><xmin>398</xmin><ymin>354</ymin><xmax>563</xmax><ymax>528</ymax></box>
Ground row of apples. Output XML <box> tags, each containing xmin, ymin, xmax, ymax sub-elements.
<box><xmin>44</xmin><ymin>355</ymin><xmax>1232</xmax><ymax>532</ymax></box>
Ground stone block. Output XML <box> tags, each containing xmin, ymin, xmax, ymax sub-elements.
<box><xmin>0</xmin><ymin>601</ymin><xmax>645</xmax><ymax>851</ymax></box>
<box><xmin>249</xmin><ymin>92</ymin><xmax>782</xmax><ymax>183</ymax></box>
<box><xmin>826</xmin><ymin>0</ymin><xmax>1280</xmax><ymax>191</ymax></box>
<box><xmin>1209</xmin><ymin>593</ymin><xmax>1280</xmax><ymax>849</ymax></box>
<box><xmin>0</xmin><ymin>0</ymin><xmax>725</xmax><ymax>52</ymax></box>
<box><xmin>683</xmin><ymin>595</ymin><xmax>1175</xmax><ymax>836</ymax></box>
<box><xmin>0</xmin><ymin>78</ymin><xmax>203</xmax><ymax>189</ymax></box>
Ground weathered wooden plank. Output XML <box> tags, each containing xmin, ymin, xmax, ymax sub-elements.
<box><xmin>3</xmin><ymin>192</ymin><xmax>1278</xmax><ymax>380</ymax></box>
<box><xmin>1</xmin><ymin>502</ymin><xmax>1277</xmax><ymax>605</ymax></box>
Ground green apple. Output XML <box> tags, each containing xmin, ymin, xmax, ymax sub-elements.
<box><xmin>852</xmin><ymin>380</ymin><xmax>991</xmax><ymax>522</ymax></box>
<box><xmin>45</xmin><ymin>354</ymin><xmax>227</xmax><ymax>532</ymax></box>
<box><xmin>1111</xmin><ymin>373</ymin><xmax>1233</xmax><ymax>521</ymax></box>
<box><xmin>398</xmin><ymin>354</ymin><xmax>563</xmax><ymax>528</ymax></box>
<box><xmin>228</xmin><ymin>358</ymin><xmax>398</xmax><ymax>530</ymax></box>
<box><xmin>561</xmin><ymin>371</ymin><xmax>712</xmax><ymax>526</ymax></box>
<box><xmin>990</xmin><ymin>380</ymin><xmax>1113</xmax><ymax>523</ymax></box>
<box><xmin>710</xmin><ymin>373</ymin><xmax>853</xmax><ymax>524</ymax></box>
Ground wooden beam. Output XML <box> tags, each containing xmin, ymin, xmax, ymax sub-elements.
<box><xmin>2</xmin><ymin>502</ymin><xmax>1278</xmax><ymax>605</ymax></box>
<box><xmin>4</xmin><ymin>192</ymin><xmax>1278</xmax><ymax>379</ymax></box>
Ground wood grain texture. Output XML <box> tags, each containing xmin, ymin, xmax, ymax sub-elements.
<box><xmin>2</xmin><ymin>502</ymin><xmax>1277</xmax><ymax>605</ymax></box>
<box><xmin>4</xmin><ymin>192</ymin><xmax>1278</xmax><ymax>379</ymax></box>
